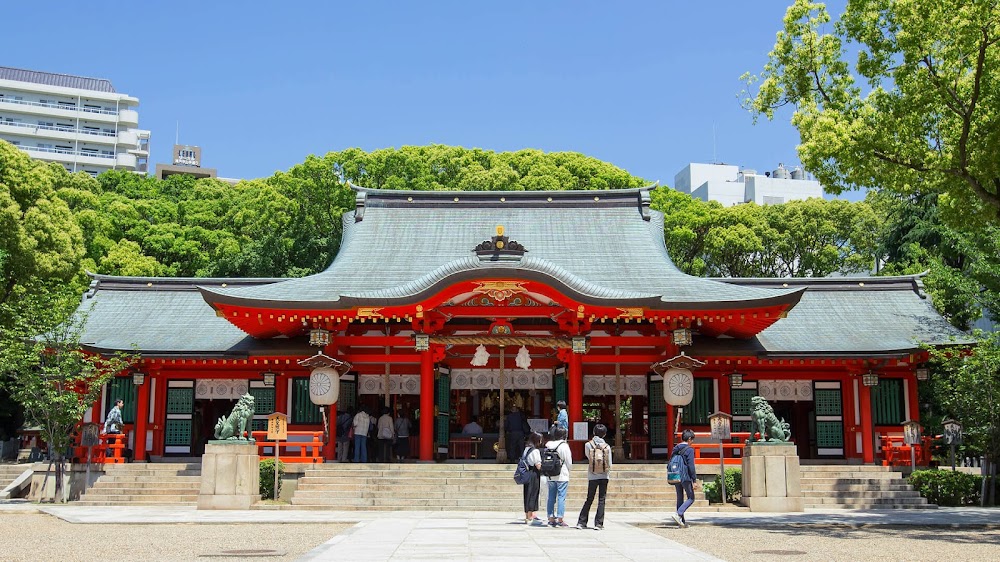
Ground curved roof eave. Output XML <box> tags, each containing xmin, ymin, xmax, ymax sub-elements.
<box><xmin>199</xmin><ymin>256</ymin><xmax>805</xmax><ymax>312</ymax></box>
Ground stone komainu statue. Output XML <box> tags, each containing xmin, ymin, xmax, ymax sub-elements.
<box><xmin>214</xmin><ymin>393</ymin><xmax>255</xmax><ymax>441</ymax></box>
<box><xmin>749</xmin><ymin>396</ymin><xmax>791</xmax><ymax>443</ymax></box>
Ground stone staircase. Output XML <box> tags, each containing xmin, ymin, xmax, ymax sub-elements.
<box><xmin>800</xmin><ymin>465</ymin><xmax>934</xmax><ymax>509</ymax></box>
<box><xmin>0</xmin><ymin>463</ymin><xmax>32</xmax><ymax>498</ymax></box>
<box><xmin>284</xmin><ymin>462</ymin><xmax>732</xmax><ymax>512</ymax></box>
<box><xmin>75</xmin><ymin>463</ymin><xmax>201</xmax><ymax>506</ymax></box>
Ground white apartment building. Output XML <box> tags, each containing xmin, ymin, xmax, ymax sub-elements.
<box><xmin>673</xmin><ymin>162</ymin><xmax>823</xmax><ymax>206</ymax></box>
<box><xmin>0</xmin><ymin>66</ymin><xmax>150</xmax><ymax>176</ymax></box>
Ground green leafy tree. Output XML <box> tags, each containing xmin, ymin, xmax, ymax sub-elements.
<box><xmin>743</xmin><ymin>0</ymin><xmax>1000</xmax><ymax>226</ymax></box>
<box><xmin>0</xmin><ymin>288</ymin><xmax>134</xmax><ymax>502</ymax></box>
<box><xmin>926</xmin><ymin>331</ymin><xmax>1000</xmax><ymax>503</ymax></box>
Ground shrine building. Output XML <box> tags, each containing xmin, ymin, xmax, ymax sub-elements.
<box><xmin>72</xmin><ymin>186</ymin><xmax>965</xmax><ymax>465</ymax></box>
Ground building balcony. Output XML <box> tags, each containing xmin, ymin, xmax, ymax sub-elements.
<box><xmin>22</xmin><ymin>145</ymin><xmax>116</xmax><ymax>167</ymax></box>
<box><xmin>0</xmin><ymin>97</ymin><xmax>121</xmax><ymax>124</ymax></box>
<box><xmin>0</xmin><ymin>120</ymin><xmax>119</xmax><ymax>145</ymax></box>
<box><xmin>116</xmin><ymin>152</ymin><xmax>137</xmax><ymax>168</ymax></box>
<box><xmin>118</xmin><ymin>109</ymin><xmax>138</xmax><ymax>126</ymax></box>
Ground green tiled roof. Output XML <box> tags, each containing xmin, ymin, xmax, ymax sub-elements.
<box><xmin>200</xmin><ymin>187</ymin><xmax>803</xmax><ymax>310</ymax></box>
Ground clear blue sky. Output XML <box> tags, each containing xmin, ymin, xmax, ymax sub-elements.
<box><xmin>6</xmin><ymin>1</ymin><xmax>854</xmax><ymax>196</ymax></box>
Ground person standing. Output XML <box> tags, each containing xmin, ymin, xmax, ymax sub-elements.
<box><xmin>555</xmin><ymin>400</ymin><xmax>568</xmax><ymax>432</ymax></box>
<box><xmin>335</xmin><ymin>409</ymin><xmax>353</xmax><ymax>462</ymax></box>
<box><xmin>104</xmin><ymin>399</ymin><xmax>124</xmax><ymax>435</ymax></box>
<box><xmin>352</xmin><ymin>408</ymin><xmax>371</xmax><ymax>463</ymax></box>
<box><xmin>670</xmin><ymin>429</ymin><xmax>698</xmax><ymax>528</ymax></box>
<box><xmin>544</xmin><ymin>425</ymin><xmax>573</xmax><ymax>527</ymax></box>
<box><xmin>394</xmin><ymin>410</ymin><xmax>412</xmax><ymax>461</ymax></box>
<box><xmin>376</xmin><ymin>408</ymin><xmax>395</xmax><ymax>463</ymax></box>
<box><xmin>577</xmin><ymin>423</ymin><xmax>612</xmax><ymax>530</ymax></box>
<box><xmin>505</xmin><ymin>405</ymin><xmax>527</xmax><ymax>463</ymax></box>
<box><xmin>520</xmin><ymin>431</ymin><xmax>544</xmax><ymax>525</ymax></box>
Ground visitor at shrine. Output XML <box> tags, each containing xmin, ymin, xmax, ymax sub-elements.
<box><xmin>669</xmin><ymin>429</ymin><xmax>698</xmax><ymax>529</ymax></box>
<box><xmin>352</xmin><ymin>408</ymin><xmax>372</xmax><ymax>462</ymax></box>
<box><xmin>104</xmin><ymin>399</ymin><xmax>124</xmax><ymax>434</ymax></box>
<box><xmin>555</xmin><ymin>400</ymin><xmax>568</xmax><ymax>431</ymax></box>
<box><xmin>544</xmin><ymin>425</ymin><xmax>573</xmax><ymax>527</ymax></box>
<box><xmin>577</xmin><ymin>423</ymin><xmax>612</xmax><ymax>530</ymax></box>
<box><xmin>335</xmin><ymin>409</ymin><xmax>353</xmax><ymax>462</ymax></box>
<box><xmin>394</xmin><ymin>410</ymin><xmax>412</xmax><ymax>461</ymax></box>
<box><xmin>520</xmin><ymin>431</ymin><xmax>544</xmax><ymax>525</ymax></box>
<box><xmin>376</xmin><ymin>408</ymin><xmax>395</xmax><ymax>463</ymax></box>
<box><xmin>504</xmin><ymin>405</ymin><xmax>529</xmax><ymax>463</ymax></box>
<box><xmin>462</xmin><ymin>418</ymin><xmax>483</xmax><ymax>435</ymax></box>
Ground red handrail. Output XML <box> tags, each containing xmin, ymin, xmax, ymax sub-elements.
<box><xmin>251</xmin><ymin>431</ymin><xmax>324</xmax><ymax>463</ymax></box>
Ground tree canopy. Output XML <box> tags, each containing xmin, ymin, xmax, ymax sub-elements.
<box><xmin>743</xmin><ymin>0</ymin><xmax>1000</xmax><ymax>227</ymax></box>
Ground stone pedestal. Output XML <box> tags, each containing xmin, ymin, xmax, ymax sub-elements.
<box><xmin>197</xmin><ymin>442</ymin><xmax>260</xmax><ymax>510</ymax></box>
<box><xmin>740</xmin><ymin>442</ymin><xmax>804</xmax><ymax>512</ymax></box>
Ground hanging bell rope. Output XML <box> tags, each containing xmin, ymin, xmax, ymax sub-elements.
<box><xmin>429</xmin><ymin>335</ymin><xmax>572</xmax><ymax>348</ymax></box>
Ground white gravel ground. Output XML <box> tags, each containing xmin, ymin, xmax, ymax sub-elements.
<box><xmin>0</xmin><ymin>514</ymin><xmax>350</xmax><ymax>562</ymax></box>
<box><xmin>646</xmin><ymin>522</ymin><xmax>1000</xmax><ymax>562</ymax></box>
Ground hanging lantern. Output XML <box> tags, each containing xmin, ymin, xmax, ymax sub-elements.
<box><xmin>309</xmin><ymin>366</ymin><xmax>340</xmax><ymax>405</ymax></box>
<box><xmin>309</xmin><ymin>328</ymin><xmax>331</xmax><ymax>347</ymax></box>
<box><xmin>662</xmin><ymin>367</ymin><xmax>695</xmax><ymax>406</ymax></box>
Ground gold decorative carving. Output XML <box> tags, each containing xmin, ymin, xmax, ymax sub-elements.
<box><xmin>472</xmin><ymin>281</ymin><xmax>527</xmax><ymax>302</ymax></box>
<box><xmin>616</xmin><ymin>307</ymin><xmax>644</xmax><ymax>318</ymax></box>
<box><xmin>356</xmin><ymin>307</ymin><xmax>384</xmax><ymax>318</ymax></box>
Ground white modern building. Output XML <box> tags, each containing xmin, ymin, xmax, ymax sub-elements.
<box><xmin>674</xmin><ymin>162</ymin><xmax>823</xmax><ymax>206</ymax></box>
<box><xmin>0</xmin><ymin>66</ymin><xmax>150</xmax><ymax>176</ymax></box>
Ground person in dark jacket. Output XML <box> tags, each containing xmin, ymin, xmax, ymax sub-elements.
<box><xmin>670</xmin><ymin>429</ymin><xmax>698</xmax><ymax>528</ymax></box>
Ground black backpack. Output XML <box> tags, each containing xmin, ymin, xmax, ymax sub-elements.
<box><xmin>540</xmin><ymin>442</ymin><xmax>564</xmax><ymax>477</ymax></box>
<box><xmin>513</xmin><ymin>449</ymin><xmax>531</xmax><ymax>485</ymax></box>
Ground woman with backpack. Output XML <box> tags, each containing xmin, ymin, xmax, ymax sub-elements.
<box><xmin>520</xmin><ymin>432</ymin><xmax>544</xmax><ymax>525</ymax></box>
<box><xmin>669</xmin><ymin>429</ymin><xmax>698</xmax><ymax>528</ymax></box>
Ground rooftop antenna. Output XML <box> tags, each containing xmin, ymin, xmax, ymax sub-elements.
<box><xmin>712</xmin><ymin>122</ymin><xmax>717</xmax><ymax>164</ymax></box>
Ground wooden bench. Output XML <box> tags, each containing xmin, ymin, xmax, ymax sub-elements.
<box><xmin>251</xmin><ymin>431</ymin><xmax>324</xmax><ymax>463</ymax></box>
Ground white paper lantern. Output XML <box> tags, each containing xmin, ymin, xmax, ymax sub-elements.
<box><xmin>663</xmin><ymin>367</ymin><xmax>694</xmax><ymax>406</ymax></box>
<box><xmin>309</xmin><ymin>367</ymin><xmax>341</xmax><ymax>405</ymax></box>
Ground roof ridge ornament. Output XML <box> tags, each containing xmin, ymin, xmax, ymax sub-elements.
<box><xmin>354</xmin><ymin>184</ymin><xmax>366</xmax><ymax>222</ymax></box>
<box><xmin>474</xmin><ymin>224</ymin><xmax>527</xmax><ymax>262</ymax></box>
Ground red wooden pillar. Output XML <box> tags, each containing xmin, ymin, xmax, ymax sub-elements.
<box><xmin>858</xmin><ymin>381</ymin><xmax>875</xmax><ymax>464</ymax></box>
<box><xmin>419</xmin><ymin>348</ymin><xmax>434</xmax><ymax>461</ymax></box>
<box><xmin>324</xmin><ymin>402</ymin><xmax>337</xmax><ymax>461</ymax></box>
<box><xmin>134</xmin><ymin>376</ymin><xmax>151</xmax><ymax>461</ymax></box>
<box><xmin>275</xmin><ymin>373</ymin><xmax>289</xmax><ymax>416</ymax></box>
<box><xmin>717</xmin><ymin>374</ymin><xmax>731</xmax><ymax>413</ymax></box>
<box><xmin>568</xmin><ymin>351</ymin><xmax>583</xmax><ymax>430</ymax></box>
<box><xmin>907</xmin><ymin>376</ymin><xmax>920</xmax><ymax>422</ymax></box>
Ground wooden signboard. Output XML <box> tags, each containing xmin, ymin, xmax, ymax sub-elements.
<box><xmin>80</xmin><ymin>423</ymin><xmax>100</xmax><ymax>447</ymax></box>
<box><xmin>267</xmin><ymin>412</ymin><xmax>288</xmax><ymax>441</ymax></box>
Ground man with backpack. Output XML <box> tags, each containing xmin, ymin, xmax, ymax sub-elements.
<box><xmin>668</xmin><ymin>429</ymin><xmax>698</xmax><ymax>528</ymax></box>
<box><xmin>576</xmin><ymin>423</ymin><xmax>612</xmax><ymax>530</ymax></box>
<box><xmin>541</xmin><ymin>425</ymin><xmax>573</xmax><ymax>527</ymax></box>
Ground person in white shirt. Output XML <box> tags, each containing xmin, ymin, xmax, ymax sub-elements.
<box><xmin>544</xmin><ymin>425</ymin><xmax>573</xmax><ymax>527</ymax></box>
<box><xmin>376</xmin><ymin>408</ymin><xmax>395</xmax><ymax>463</ymax></box>
<box><xmin>352</xmin><ymin>408</ymin><xmax>371</xmax><ymax>462</ymax></box>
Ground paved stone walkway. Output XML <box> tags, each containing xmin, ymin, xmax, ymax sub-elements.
<box><xmin>4</xmin><ymin>501</ymin><xmax>1000</xmax><ymax>562</ymax></box>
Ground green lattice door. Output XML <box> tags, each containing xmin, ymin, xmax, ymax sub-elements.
<box><xmin>435</xmin><ymin>371</ymin><xmax>451</xmax><ymax>455</ymax></box>
<box><xmin>105</xmin><ymin>376</ymin><xmax>138</xmax><ymax>425</ymax></box>
<box><xmin>648</xmin><ymin>377</ymin><xmax>666</xmax><ymax>457</ymax></box>
<box><xmin>730</xmin><ymin>387</ymin><xmax>758</xmax><ymax>435</ymax></box>
<box><xmin>249</xmin><ymin>384</ymin><xmax>276</xmax><ymax>433</ymax></box>
<box><xmin>814</xmin><ymin>381</ymin><xmax>844</xmax><ymax>457</ymax></box>
<box><xmin>165</xmin><ymin>381</ymin><xmax>194</xmax><ymax>454</ymax></box>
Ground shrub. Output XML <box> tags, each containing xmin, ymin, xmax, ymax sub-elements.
<box><xmin>908</xmin><ymin>469</ymin><xmax>982</xmax><ymax>506</ymax></box>
<box><xmin>704</xmin><ymin>467</ymin><xmax>742</xmax><ymax>504</ymax></box>
<box><xmin>259</xmin><ymin>458</ymin><xmax>286</xmax><ymax>500</ymax></box>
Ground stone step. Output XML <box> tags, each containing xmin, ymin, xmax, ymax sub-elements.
<box><xmin>75</xmin><ymin>493</ymin><xmax>197</xmax><ymax>503</ymax></box>
<box><xmin>97</xmin><ymin>475</ymin><xmax>202</xmax><ymax>483</ymax></box>
<box><xmin>805</xmin><ymin>495</ymin><xmax>928</xmax><ymax>505</ymax></box>
<box><xmin>802</xmin><ymin>490</ymin><xmax>922</xmax><ymax>499</ymax></box>
<box><xmin>294</xmin><ymin>482</ymin><xmax>674</xmax><ymax>493</ymax></box>
<box><xmin>803</xmin><ymin>502</ymin><xmax>937</xmax><ymax>510</ymax></box>
<box><xmin>87</xmin><ymin>482</ymin><xmax>201</xmax><ymax>495</ymax></box>
<box><xmin>800</xmin><ymin>465</ymin><xmax>894</xmax><ymax>472</ymax></box>
<box><xmin>288</xmin><ymin>496</ymin><xmax>710</xmax><ymax>509</ymax></box>
<box><xmin>74</xmin><ymin>500</ymin><xmax>198</xmax><ymax>507</ymax></box>
<box><xmin>800</xmin><ymin>483</ymin><xmax>914</xmax><ymax>492</ymax></box>
<box><xmin>100</xmin><ymin>470</ymin><xmax>202</xmax><ymax>477</ymax></box>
